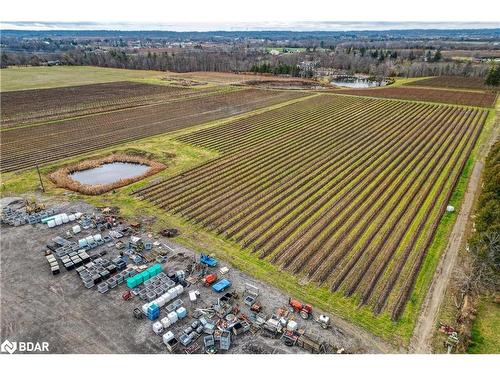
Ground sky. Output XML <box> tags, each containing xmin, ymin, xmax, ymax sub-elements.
<box><xmin>1</xmin><ymin>0</ymin><xmax>500</xmax><ymax>30</ymax></box>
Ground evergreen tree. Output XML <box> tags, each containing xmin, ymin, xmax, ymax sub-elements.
<box><xmin>485</xmin><ymin>65</ymin><xmax>500</xmax><ymax>86</ymax></box>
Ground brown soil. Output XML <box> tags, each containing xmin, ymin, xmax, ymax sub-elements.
<box><xmin>337</xmin><ymin>86</ymin><xmax>497</xmax><ymax>107</ymax></box>
<box><xmin>0</xmin><ymin>88</ymin><xmax>308</xmax><ymax>172</ymax></box>
<box><xmin>406</xmin><ymin>76</ymin><xmax>499</xmax><ymax>91</ymax></box>
<box><xmin>0</xmin><ymin>81</ymin><xmax>200</xmax><ymax>128</ymax></box>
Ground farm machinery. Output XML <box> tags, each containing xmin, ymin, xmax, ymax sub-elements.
<box><xmin>288</xmin><ymin>298</ymin><xmax>312</xmax><ymax>319</ymax></box>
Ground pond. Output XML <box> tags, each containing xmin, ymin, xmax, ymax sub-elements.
<box><xmin>70</xmin><ymin>162</ymin><xmax>151</xmax><ymax>185</ymax></box>
<box><xmin>331</xmin><ymin>77</ymin><xmax>386</xmax><ymax>88</ymax></box>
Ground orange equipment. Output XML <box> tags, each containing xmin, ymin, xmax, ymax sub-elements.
<box><xmin>288</xmin><ymin>298</ymin><xmax>312</xmax><ymax>319</ymax></box>
<box><xmin>203</xmin><ymin>273</ymin><xmax>218</xmax><ymax>286</ymax></box>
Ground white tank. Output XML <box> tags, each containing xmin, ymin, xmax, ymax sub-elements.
<box><xmin>163</xmin><ymin>331</ymin><xmax>174</xmax><ymax>345</ymax></box>
<box><xmin>287</xmin><ymin>320</ymin><xmax>298</xmax><ymax>331</ymax></box>
<box><xmin>168</xmin><ymin>288</ymin><xmax>178</xmax><ymax>299</ymax></box>
<box><xmin>47</xmin><ymin>220</ymin><xmax>56</xmax><ymax>228</ymax></box>
<box><xmin>161</xmin><ymin>317</ymin><xmax>171</xmax><ymax>329</ymax></box>
<box><xmin>72</xmin><ymin>225</ymin><xmax>81</xmax><ymax>234</ymax></box>
<box><xmin>163</xmin><ymin>292</ymin><xmax>172</xmax><ymax>303</ymax></box>
<box><xmin>152</xmin><ymin>321</ymin><xmax>164</xmax><ymax>335</ymax></box>
<box><xmin>142</xmin><ymin>303</ymin><xmax>151</xmax><ymax>315</ymax></box>
<box><xmin>68</xmin><ymin>214</ymin><xmax>76</xmax><ymax>221</ymax></box>
<box><xmin>75</xmin><ymin>212</ymin><xmax>83</xmax><ymax>219</ymax></box>
<box><xmin>174</xmin><ymin>285</ymin><xmax>184</xmax><ymax>295</ymax></box>
<box><xmin>62</xmin><ymin>214</ymin><xmax>69</xmax><ymax>223</ymax></box>
<box><xmin>156</xmin><ymin>296</ymin><xmax>166</xmax><ymax>307</ymax></box>
<box><xmin>55</xmin><ymin>217</ymin><xmax>63</xmax><ymax>226</ymax></box>
<box><xmin>167</xmin><ymin>311</ymin><xmax>178</xmax><ymax>324</ymax></box>
<box><xmin>93</xmin><ymin>234</ymin><xmax>102</xmax><ymax>242</ymax></box>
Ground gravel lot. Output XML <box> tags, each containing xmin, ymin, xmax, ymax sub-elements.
<box><xmin>0</xmin><ymin>198</ymin><xmax>380</xmax><ymax>354</ymax></box>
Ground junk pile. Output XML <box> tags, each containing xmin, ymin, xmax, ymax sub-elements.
<box><xmin>1</xmin><ymin>204</ymin><xmax>57</xmax><ymax>227</ymax></box>
<box><xmin>45</xmin><ymin>252</ymin><xmax>60</xmax><ymax>275</ymax></box>
<box><xmin>59</xmin><ymin>249</ymin><xmax>91</xmax><ymax>271</ymax></box>
<box><xmin>141</xmin><ymin>283</ymin><xmax>185</xmax><ymax>319</ymax></box>
<box><xmin>76</xmin><ymin>256</ymin><xmax>133</xmax><ymax>291</ymax></box>
<box><xmin>126</xmin><ymin>263</ymin><xmax>162</xmax><ymax>288</ymax></box>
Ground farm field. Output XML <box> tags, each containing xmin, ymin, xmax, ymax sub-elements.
<box><xmin>0</xmin><ymin>88</ymin><xmax>309</xmax><ymax>172</ymax></box>
<box><xmin>405</xmin><ymin>75</ymin><xmax>500</xmax><ymax>91</ymax></box>
<box><xmin>135</xmin><ymin>94</ymin><xmax>487</xmax><ymax>320</ymax></box>
<box><xmin>0</xmin><ymin>66</ymin><xmax>173</xmax><ymax>92</ymax></box>
<box><xmin>336</xmin><ymin>86</ymin><xmax>497</xmax><ymax>107</ymax></box>
<box><xmin>0</xmin><ymin>82</ymin><xmax>214</xmax><ymax>128</ymax></box>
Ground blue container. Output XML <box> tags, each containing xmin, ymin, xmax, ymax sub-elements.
<box><xmin>176</xmin><ymin>307</ymin><xmax>187</xmax><ymax>319</ymax></box>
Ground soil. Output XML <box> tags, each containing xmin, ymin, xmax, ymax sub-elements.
<box><xmin>0</xmin><ymin>81</ymin><xmax>194</xmax><ymax>128</ymax></box>
<box><xmin>337</xmin><ymin>87</ymin><xmax>497</xmax><ymax>107</ymax></box>
<box><xmin>0</xmin><ymin>89</ymin><xmax>308</xmax><ymax>172</ymax></box>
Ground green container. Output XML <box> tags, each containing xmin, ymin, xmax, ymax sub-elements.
<box><xmin>126</xmin><ymin>277</ymin><xmax>136</xmax><ymax>289</ymax></box>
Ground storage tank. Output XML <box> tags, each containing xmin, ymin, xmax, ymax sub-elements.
<box><xmin>142</xmin><ymin>303</ymin><xmax>151</xmax><ymax>315</ymax></box>
<box><xmin>162</xmin><ymin>331</ymin><xmax>174</xmax><ymax>346</ymax></box>
<box><xmin>152</xmin><ymin>321</ymin><xmax>164</xmax><ymax>335</ymax></box>
<box><xmin>168</xmin><ymin>288</ymin><xmax>178</xmax><ymax>299</ymax></box>
<box><xmin>161</xmin><ymin>317</ymin><xmax>171</xmax><ymax>329</ymax></box>
<box><xmin>167</xmin><ymin>311</ymin><xmax>178</xmax><ymax>324</ymax></box>
<box><xmin>176</xmin><ymin>307</ymin><xmax>187</xmax><ymax>319</ymax></box>
<box><xmin>174</xmin><ymin>285</ymin><xmax>184</xmax><ymax>295</ymax></box>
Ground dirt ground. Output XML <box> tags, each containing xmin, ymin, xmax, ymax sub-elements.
<box><xmin>0</xmin><ymin>198</ymin><xmax>380</xmax><ymax>354</ymax></box>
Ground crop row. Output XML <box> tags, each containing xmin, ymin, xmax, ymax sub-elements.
<box><xmin>136</xmin><ymin>94</ymin><xmax>487</xmax><ymax>318</ymax></box>
<box><xmin>0</xmin><ymin>88</ymin><xmax>307</xmax><ymax>172</ymax></box>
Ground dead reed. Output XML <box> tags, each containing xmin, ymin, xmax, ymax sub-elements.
<box><xmin>49</xmin><ymin>154</ymin><xmax>166</xmax><ymax>195</ymax></box>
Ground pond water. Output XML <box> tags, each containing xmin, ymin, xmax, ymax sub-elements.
<box><xmin>70</xmin><ymin>162</ymin><xmax>150</xmax><ymax>185</ymax></box>
<box><xmin>331</xmin><ymin>77</ymin><xmax>386</xmax><ymax>88</ymax></box>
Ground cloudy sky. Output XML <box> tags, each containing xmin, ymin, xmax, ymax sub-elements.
<box><xmin>1</xmin><ymin>0</ymin><xmax>499</xmax><ymax>30</ymax></box>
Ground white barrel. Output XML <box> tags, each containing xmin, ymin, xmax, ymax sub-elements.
<box><xmin>48</xmin><ymin>220</ymin><xmax>56</xmax><ymax>228</ymax></box>
<box><xmin>62</xmin><ymin>214</ymin><xmax>69</xmax><ymax>223</ymax></box>
<box><xmin>152</xmin><ymin>321</ymin><xmax>164</xmax><ymax>335</ymax></box>
<box><xmin>163</xmin><ymin>331</ymin><xmax>174</xmax><ymax>345</ymax></box>
<box><xmin>161</xmin><ymin>317</ymin><xmax>171</xmax><ymax>329</ymax></box>
<box><xmin>68</xmin><ymin>214</ymin><xmax>76</xmax><ymax>221</ymax></box>
<box><xmin>167</xmin><ymin>311</ymin><xmax>178</xmax><ymax>324</ymax></box>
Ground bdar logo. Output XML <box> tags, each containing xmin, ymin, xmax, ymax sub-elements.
<box><xmin>1</xmin><ymin>339</ymin><xmax>17</xmax><ymax>354</ymax></box>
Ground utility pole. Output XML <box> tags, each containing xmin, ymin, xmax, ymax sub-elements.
<box><xmin>36</xmin><ymin>165</ymin><xmax>45</xmax><ymax>193</ymax></box>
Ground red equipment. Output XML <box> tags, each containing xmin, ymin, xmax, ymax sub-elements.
<box><xmin>288</xmin><ymin>298</ymin><xmax>312</xmax><ymax>319</ymax></box>
<box><xmin>122</xmin><ymin>290</ymin><xmax>133</xmax><ymax>301</ymax></box>
<box><xmin>203</xmin><ymin>273</ymin><xmax>218</xmax><ymax>286</ymax></box>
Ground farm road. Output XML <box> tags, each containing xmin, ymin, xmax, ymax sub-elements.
<box><xmin>410</xmin><ymin>106</ymin><xmax>499</xmax><ymax>353</ymax></box>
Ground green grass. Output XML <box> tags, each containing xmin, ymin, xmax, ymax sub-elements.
<box><xmin>468</xmin><ymin>298</ymin><xmax>500</xmax><ymax>353</ymax></box>
<box><xmin>0</xmin><ymin>66</ymin><xmax>172</xmax><ymax>92</ymax></box>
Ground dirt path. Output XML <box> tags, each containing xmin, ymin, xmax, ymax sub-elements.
<box><xmin>410</xmin><ymin>108</ymin><xmax>499</xmax><ymax>353</ymax></box>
